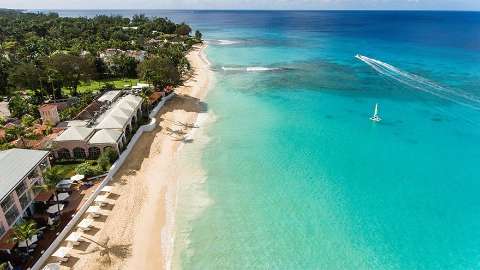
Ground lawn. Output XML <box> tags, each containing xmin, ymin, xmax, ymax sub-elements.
<box><xmin>52</xmin><ymin>163</ymin><xmax>78</xmax><ymax>179</ymax></box>
<box><xmin>61</xmin><ymin>78</ymin><xmax>142</xmax><ymax>96</ymax></box>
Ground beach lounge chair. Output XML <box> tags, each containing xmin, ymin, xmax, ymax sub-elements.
<box><xmin>94</xmin><ymin>195</ymin><xmax>110</xmax><ymax>206</ymax></box>
<box><xmin>65</xmin><ymin>232</ymin><xmax>83</xmax><ymax>246</ymax></box>
<box><xmin>52</xmin><ymin>246</ymin><xmax>71</xmax><ymax>262</ymax></box>
<box><xmin>77</xmin><ymin>219</ymin><xmax>94</xmax><ymax>231</ymax></box>
<box><xmin>101</xmin><ymin>186</ymin><xmax>113</xmax><ymax>194</ymax></box>
<box><xmin>42</xmin><ymin>263</ymin><xmax>61</xmax><ymax>270</ymax></box>
<box><xmin>86</xmin><ymin>205</ymin><xmax>101</xmax><ymax>217</ymax></box>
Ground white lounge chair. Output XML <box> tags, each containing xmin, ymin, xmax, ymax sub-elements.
<box><xmin>52</xmin><ymin>246</ymin><xmax>72</xmax><ymax>262</ymax></box>
<box><xmin>66</xmin><ymin>232</ymin><xmax>83</xmax><ymax>246</ymax></box>
<box><xmin>94</xmin><ymin>195</ymin><xmax>110</xmax><ymax>206</ymax></box>
<box><xmin>86</xmin><ymin>205</ymin><xmax>101</xmax><ymax>218</ymax></box>
<box><xmin>77</xmin><ymin>219</ymin><xmax>94</xmax><ymax>231</ymax></box>
<box><xmin>101</xmin><ymin>186</ymin><xmax>113</xmax><ymax>193</ymax></box>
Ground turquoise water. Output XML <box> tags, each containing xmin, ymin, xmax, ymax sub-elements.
<box><xmin>52</xmin><ymin>10</ymin><xmax>480</xmax><ymax>269</ymax></box>
<box><xmin>179</xmin><ymin>11</ymin><xmax>480</xmax><ymax>270</ymax></box>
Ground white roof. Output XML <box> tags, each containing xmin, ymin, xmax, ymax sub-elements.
<box><xmin>66</xmin><ymin>120</ymin><xmax>88</xmax><ymax>127</ymax></box>
<box><xmin>98</xmin><ymin>91</ymin><xmax>122</xmax><ymax>103</ymax></box>
<box><xmin>0</xmin><ymin>149</ymin><xmax>49</xmax><ymax>201</ymax></box>
<box><xmin>55</xmin><ymin>126</ymin><xmax>94</xmax><ymax>142</ymax></box>
<box><xmin>88</xmin><ymin>129</ymin><xmax>123</xmax><ymax>144</ymax></box>
<box><xmin>95</xmin><ymin>95</ymin><xmax>143</xmax><ymax>130</ymax></box>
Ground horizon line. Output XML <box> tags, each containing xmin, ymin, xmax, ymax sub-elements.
<box><xmin>19</xmin><ymin>8</ymin><xmax>480</xmax><ymax>12</ymax></box>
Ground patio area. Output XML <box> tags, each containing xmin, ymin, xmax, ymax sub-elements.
<box><xmin>0</xmin><ymin>177</ymin><xmax>103</xmax><ymax>269</ymax></box>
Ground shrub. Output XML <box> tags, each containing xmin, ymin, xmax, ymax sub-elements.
<box><xmin>75</xmin><ymin>161</ymin><xmax>103</xmax><ymax>177</ymax></box>
<box><xmin>97</xmin><ymin>154</ymin><xmax>110</xmax><ymax>171</ymax></box>
<box><xmin>102</xmin><ymin>148</ymin><xmax>118</xmax><ymax>164</ymax></box>
<box><xmin>21</xmin><ymin>114</ymin><xmax>35</xmax><ymax>127</ymax></box>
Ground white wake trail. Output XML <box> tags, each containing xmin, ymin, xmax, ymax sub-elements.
<box><xmin>356</xmin><ymin>54</ymin><xmax>480</xmax><ymax>110</ymax></box>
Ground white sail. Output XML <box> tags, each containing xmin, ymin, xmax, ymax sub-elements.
<box><xmin>370</xmin><ymin>103</ymin><xmax>381</xmax><ymax>122</ymax></box>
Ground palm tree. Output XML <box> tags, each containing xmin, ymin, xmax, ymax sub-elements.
<box><xmin>11</xmin><ymin>220</ymin><xmax>38</xmax><ymax>254</ymax></box>
<box><xmin>36</xmin><ymin>167</ymin><xmax>63</xmax><ymax>215</ymax></box>
<box><xmin>81</xmin><ymin>236</ymin><xmax>131</xmax><ymax>266</ymax></box>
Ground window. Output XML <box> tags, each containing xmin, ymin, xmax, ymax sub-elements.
<box><xmin>5</xmin><ymin>206</ymin><xmax>19</xmax><ymax>225</ymax></box>
<box><xmin>57</xmin><ymin>148</ymin><xmax>71</xmax><ymax>159</ymax></box>
<box><xmin>1</xmin><ymin>194</ymin><xmax>14</xmax><ymax>213</ymax></box>
<box><xmin>88</xmin><ymin>147</ymin><xmax>101</xmax><ymax>159</ymax></box>
<box><xmin>18</xmin><ymin>192</ymin><xmax>31</xmax><ymax>209</ymax></box>
<box><xmin>28</xmin><ymin>169</ymin><xmax>39</xmax><ymax>179</ymax></box>
<box><xmin>15</xmin><ymin>180</ymin><xmax>27</xmax><ymax>196</ymax></box>
<box><xmin>0</xmin><ymin>223</ymin><xmax>5</xmax><ymax>237</ymax></box>
<box><xmin>73</xmin><ymin>147</ymin><xmax>86</xmax><ymax>159</ymax></box>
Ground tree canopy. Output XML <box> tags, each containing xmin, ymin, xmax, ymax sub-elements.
<box><xmin>0</xmin><ymin>9</ymin><xmax>202</xmax><ymax>98</ymax></box>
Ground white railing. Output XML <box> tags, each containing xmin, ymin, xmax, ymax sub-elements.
<box><xmin>31</xmin><ymin>93</ymin><xmax>176</xmax><ymax>270</ymax></box>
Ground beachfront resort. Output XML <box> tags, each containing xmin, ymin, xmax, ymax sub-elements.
<box><xmin>0</xmin><ymin>85</ymin><xmax>175</xmax><ymax>269</ymax></box>
<box><xmin>0</xmin><ymin>9</ymin><xmax>203</xmax><ymax>269</ymax></box>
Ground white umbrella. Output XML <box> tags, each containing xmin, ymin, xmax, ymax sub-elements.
<box><xmin>42</xmin><ymin>263</ymin><xmax>61</xmax><ymax>270</ymax></box>
<box><xmin>70</xmin><ymin>174</ymin><xmax>85</xmax><ymax>182</ymax></box>
<box><xmin>18</xmin><ymin>234</ymin><xmax>38</xmax><ymax>248</ymax></box>
<box><xmin>53</xmin><ymin>192</ymin><xmax>70</xmax><ymax>201</ymax></box>
<box><xmin>47</xmin><ymin>204</ymin><xmax>64</xmax><ymax>214</ymax></box>
<box><xmin>56</xmin><ymin>179</ymin><xmax>73</xmax><ymax>189</ymax></box>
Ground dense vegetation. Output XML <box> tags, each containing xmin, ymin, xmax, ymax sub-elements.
<box><xmin>0</xmin><ymin>9</ymin><xmax>201</xmax><ymax>100</ymax></box>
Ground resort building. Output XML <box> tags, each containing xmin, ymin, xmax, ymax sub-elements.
<box><xmin>53</xmin><ymin>92</ymin><xmax>144</xmax><ymax>159</ymax></box>
<box><xmin>0</xmin><ymin>149</ymin><xmax>50</xmax><ymax>238</ymax></box>
<box><xmin>99</xmin><ymin>49</ymin><xmax>146</xmax><ymax>63</ymax></box>
<box><xmin>38</xmin><ymin>104</ymin><xmax>60</xmax><ymax>126</ymax></box>
<box><xmin>38</xmin><ymin>100</ymin><xmax>76</xmax><ymax>126</ymax></box>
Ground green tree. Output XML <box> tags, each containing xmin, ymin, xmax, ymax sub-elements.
<box><xmin>5</xmin><ymin>124</ymin><xmax>26</xmax><ymax>147</ymax></box>
<box><xmin>109</xmin><ymin>54</ymin><xmax>137</xmax><ymax>79</ymax></box>
<box><xmin>21</xmin><ymin>114</ymin><xmax>36</xmax><ymax>127</ymax></box>
<box><xmin>36</xmin><ymin>167</ymin><xmax>63</xmax><ymax>214</ymax></box>
<box><xmin>0</xmin><ymin>56</ymin><xmax>11</xmax><ymax>96</ymax></box>
<box><xmin>138</xmin><ymin>56</ymin><xmax>180</xmax><ymax>89</ymax></box>
<box><xmin>8</xmin><ymin>63</ymin><xmax>46</xmax><ymax>100</ymax></box>
<box><xmin>194</xmin><ymin>30</ymin><xmax>202</xmax><ymax>40</ymax></box>
<box><xmin>99</xmin><ymin>147</ymin><xmax>118</xmax><ymax>165</ymax></box>
<box><xmin>11</xmin><ymin>220</ymin><xmax>39</xmax><ymax>254</ymax></box>
<box><xmin>46</xmin><ymin>53</ymin><xmax>96</xmax><ymax>96</ymax></box>
<box><xmin>8</xmin><ymin>95</ymin><xmax>34</xmax><ymax>118</ymax></box>
<box><xmin>97</xmin><ymin>154</ymin><xmax>110</xmax><ymax>171</ymax></box>
<box><xmin>176</xmin><ymin>23</ymin><xmax>192</xmax><ymax>36</ymax></box>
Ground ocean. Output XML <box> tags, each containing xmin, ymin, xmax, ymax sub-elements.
<box><xmin>49</xmin><ymin>10</ymin><xmax>480</xmax><ymax>269</ymax></box>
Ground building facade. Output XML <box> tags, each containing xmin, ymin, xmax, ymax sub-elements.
<box><xmin>52</xmin><ymin>93</ymin><xmax>144</xmax><ymax>159</ymax></box>
<box><xmin>0</xmin><ymin>149</ymin><xmax>50</xmax><ymax>237</ymax></box>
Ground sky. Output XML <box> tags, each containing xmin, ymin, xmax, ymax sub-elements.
<box><xmin>0</xmin><ymin>0</ymin><xmax>479</xmax><ymax>11</ymax></box>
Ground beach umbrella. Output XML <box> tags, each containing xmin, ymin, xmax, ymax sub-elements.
<box><xmin>46</xmin><ymin>204</ymin><xmax>64</xmax><ymax>214</ymax></box>
<box><xmin>70</xmin><ymin>174</ymin><xmax>85</xmax><ymax>182</ymax></box>
<box><xmin>53</xmin><ymin>192</ymin><xmax>70</xmax><ymax>201</ymax></box>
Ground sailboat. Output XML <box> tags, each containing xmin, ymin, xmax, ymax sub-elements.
<box><xmin>370</xmin><ymin>103</ymin><xmax>382</xmax><ymax>122</ymax></box>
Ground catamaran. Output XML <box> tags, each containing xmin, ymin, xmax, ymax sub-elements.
<box><xmin>370</xmin><ymin>103</ymin><xmax>382</xmax><ymax>122</ymax></box>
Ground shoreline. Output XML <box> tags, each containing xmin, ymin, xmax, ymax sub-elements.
<box><xmin>66</xmin><ymin>44</ymin><xmax>214</xmax><ymax>270</ymax></box>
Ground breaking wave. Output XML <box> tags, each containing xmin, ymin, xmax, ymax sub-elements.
<box><xmin>221</xmin><ymin>66</ymin><xmax>283</xmax><ymax>72</ymax></box>
<box><xmin>356</xmin><ymin>54</ymin><xmax>480</xmax><ymax>110</ymax></box>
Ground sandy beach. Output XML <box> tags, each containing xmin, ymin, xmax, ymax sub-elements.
<box><xmin>51</xmin><ymin>44</ymin><xmax>213</xmax><ymax>270</ymax></box>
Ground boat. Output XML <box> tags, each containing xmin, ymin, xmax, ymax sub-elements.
<box><xmin>370</xmin><ymin>103</ymin><xmax>382</xmax><ymax>122</ymax></box>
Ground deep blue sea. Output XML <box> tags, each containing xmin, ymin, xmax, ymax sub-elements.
<box><xmin>49</xmin><ymin>10</ymin><xmax>480</xmax><ymax>269</ymax></box>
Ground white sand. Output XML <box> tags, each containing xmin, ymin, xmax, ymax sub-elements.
<box><xmin>64</xmin><ymin>44</ymin><xmax>214</xmax><ymax>270</ymax></box>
